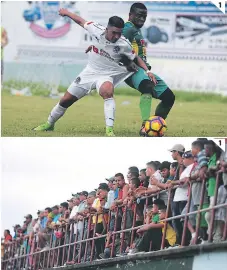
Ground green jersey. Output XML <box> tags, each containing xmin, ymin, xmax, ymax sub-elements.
<box><xmin>123</xmin><ymin>21</ymin><xmax>151</xmax><ymax>69</ymax></box>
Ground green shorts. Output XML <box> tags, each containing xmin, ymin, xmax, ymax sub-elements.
<box><xmin>125</xmin><ymin>67</ymin><xmax>168</xmax><ymax>98</ymax></box>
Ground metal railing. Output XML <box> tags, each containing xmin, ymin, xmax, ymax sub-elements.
<box><xmin>2</xmin><ymin>172</ymin><xmax>227</xmax><ymax>270</ymax></box>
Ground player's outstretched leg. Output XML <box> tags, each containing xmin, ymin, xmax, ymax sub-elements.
<box><xmin>155</xmin><ymin>88</ymin><xmax>175</xmax><ymax>120</ymax></box>
<box><xmin>99</xmin><ymin>81</ymin><xmax>116</xmax><ymax>137</ymax></box>
<box><xmin>33</xmin><ymin>91</ymin><xmax>78</xmax><ymax>131</ymax></box>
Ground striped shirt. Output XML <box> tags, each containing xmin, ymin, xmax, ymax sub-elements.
<box><xmin>197</xmin><ymin>149</ymin><xmax>208</xmax><ymax>169</ymax></box>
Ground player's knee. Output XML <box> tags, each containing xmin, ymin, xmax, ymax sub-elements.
<box><xmin>99</xmin><ymin>81</ymin><xmax>114</xmax><ymax>99</ymax></box>
<box><xmin>60</xmin><ymin>92</ymin><xmax>78</xmax><ymax>108</ymax></box>
<box><xmin>138</xmin><ymin>79</ymin><xmax>155</xmax><ymax>96</ymax></box>
<box><xmin>161</xmin><ymin>88</ymin><xmax>175</xmax><ymax>107</ymax></box>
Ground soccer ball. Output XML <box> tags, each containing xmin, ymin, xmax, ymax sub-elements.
<box><xmin>144</xmin><ymin>116</ymin><xmax>167</xmax><ymax>137</ymax></box>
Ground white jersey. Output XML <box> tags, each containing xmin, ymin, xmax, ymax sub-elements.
<box><xmin>67</xmin><ymin>21</ymin><xmax>136</xmax><ymax>99</ymax></box>
<box><xmin>83</xmin><ymin>21</ymin><xmax>136</xmax><ymax>76</ymax></box>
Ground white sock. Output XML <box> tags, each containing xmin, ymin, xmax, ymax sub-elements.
<box><xmin>47</xmin><ymin>103</ymin><xmax>67</xmax><ymax>125</ymax></box>
<box><xmin>104</xmin><ymin>98</ymin><xmax>115</xmax><ymax>127</ymax></box>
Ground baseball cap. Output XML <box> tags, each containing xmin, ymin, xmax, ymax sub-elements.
<box><xmin>160</xmin><ymin>161</ymin><xmax>171</xmax><ymax>170</ymax></box>
<box><xmin>105</xmin><ymin>176</ymin><xmax>115</xmax><ymax>182</ymax></box>
<box><xmin>183</xmin><ymin>151</ymin><xmax>194</xmax><ymax>159</ymax></box>
<box><xmin>169</xmin><ymin>144</ymin><xmax>185</xmax><ymax>152</ymax></box>
<box><xmin>67</xmin><ymin>198</ymin><xmax>73</xmax><ymax>202</ymax></box>
<box><xmin>98</xmin><ymin>183</ymin><xmax>110</xmax><ymax>191</ymax></box>
<box><xmin>77</xmin><ymin>191</ymin><xmax>88</xmax><ymax>197</ymax></box>
<box><xmin>88</xmin><ymin>191</ymin><xmax>96</xmax><ymax>197</ymax></box>
<box><xmin>24</xmin><ymin>214</ymin><xmax>32</xmax><ymax>219</ymax></box>
<box><xmin>52</xmin><ymin>205</ymin><xmax>59</xmax><ymax>210</ymax></box>
<box><xmin>71</xmin><ymin>193</ymin><xmax>80</xmax><ymax>199</ymax></box>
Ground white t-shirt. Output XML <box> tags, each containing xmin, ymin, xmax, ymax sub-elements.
<box><xmin>174</xmin><ymin>163</ymin><xmax>194</xmax><ymax>202</ymax></box>
<box><xmin>83</xmin><ymin>21</ymin><xmax>135</xmax><ymax>77</ymax></box>
<box><xmin>148</xmin><ymin>170</ymin><xmax>163</xmax><ymax>189</ymax></box>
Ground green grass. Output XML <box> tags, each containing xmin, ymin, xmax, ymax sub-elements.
<box><xmin>1</xmin><ymin>89</ymin><xmax>227</xmax><ymax>137</ymax></box>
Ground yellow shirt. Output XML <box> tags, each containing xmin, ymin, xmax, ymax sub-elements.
<box><xmin>92</xmin><ymin>198</ymin><xmax>103</xmax><ymax>224</ymax></box>
<box><xmin>160</xmin><ymin>221</ymin><xmax>176</xmax><ymax>246</ymax></box>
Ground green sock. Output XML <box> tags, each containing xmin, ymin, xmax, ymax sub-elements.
<box><xmin>140</xmin><ymin>94</ymin><xmax>152</xmax><ymax>122</ymax></box>
<box><xmin>155</xmin><ymin>102</ymin><xmax>171</xmax><ymax>120</ymax></box>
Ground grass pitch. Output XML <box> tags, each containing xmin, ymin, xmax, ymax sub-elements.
<box><xmin>1</xmin><ymin>89</ymin><xmax>227</xmax><ymax>137</ymax></box>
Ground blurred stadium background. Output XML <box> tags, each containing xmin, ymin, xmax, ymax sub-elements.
<box><xmin>1</xmin><ymin>1</ymin><xmax>227</xmax><ymax>97</ymax></box>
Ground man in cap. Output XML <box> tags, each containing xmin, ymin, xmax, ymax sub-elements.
<box><xmin>170</xmin><ymin>151</ymin><xmax>194</xmax><ymax>245</ymax></box>
<box><xmin>65</xmin><ymin>194</ymin><xmax>82</xmax><ymax>264</ymax></box>
<box><xmin>169</xmin><ymin>144</ymin><xmax>185</xmax><ymax>181</ymax></box>
<box><xmin>67</xmin><ymin>198</ymin><xmax>74</xmax><ymax>212</ymax></box>
<box><xmin>76</xmin><ymin>191</ymin><xmax>88</xmax><ymax>243</ymax></box>
<box><xmin>92</xmin><ymin>183</ymin><xmax>109</xmax><ymax>258</ymax></box>
<box><xmin>87</xmin><ymin>191</ymin><xmax>97</xmax><ymax>207</ymax></box>
<box><xmin>105</xmin><ymin>177</ymin><xmax>115</xmax><ymax>209</ymax></box>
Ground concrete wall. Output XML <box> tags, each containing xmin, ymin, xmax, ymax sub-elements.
<box><xmin>48</xmin><ymin>242</ymin><xmax>227</xmax><ymax>270</ymax></box>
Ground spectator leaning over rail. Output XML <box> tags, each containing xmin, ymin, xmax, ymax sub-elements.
<box><xmin>213</xmin><ymin>150</ymin><xmax>227</xmax><ymax>242</ymax></box>
<box><xmin>91</xmin><ymin>183</ymin><xmax>109</xmax><ymax>259</ymax></box>
<box><xmin>204</xmin><ymin>140</ymin><xmax>222</xmax><ymax>236</ymax></box>
<box><xmin>104</xmin><ymin>177</ymin><xmax>115</xmax><ymax>210</ymax></box>
<box><xmin>136</xmin><ymin>161</ymin><xmax>163</xmax><ymax>198</ymax></box>
<box><xmin>169</xmin><ymin>151</ymin><xmax>194</xmax><ymax>245</ymax></box>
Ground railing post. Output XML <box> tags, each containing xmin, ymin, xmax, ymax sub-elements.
<box><xmin>61</xmin><ymin>224</ymin><xmax>68</xmax><ymax>266</ymax></box>
<box><xmin>46</xmin><ymin>231</ymin><xmax>53</xmax><ymax>268</ymax></box>
<box><xmin>72</xmin><ymin>221</ymin><xmax>79</xmax><ymax>263</ymax></box>
<box><xmin>110</xmin><ymin>207</ymin><xmax>119</xmax><ymax>258</ymax></box>
<box><xmin>66</xmin><ymin>221</ymin><xmax>74</xmax><ymax>263</ymax></box>
<box><xmin>120</xmin><ymin>206</ymin><xmax>127</xmax><ymax>254</ymax></box>
<box><xmin>130</xmin><ymin>204</ymin><xmax>137</xmax><ymax>247</ymax></box>
<box><xmin>161</xmin><ymin>188</ymin><xmax>171</xmax><ymax>249</ymax></box>
<box><xmin>181</xmin><ymin>182</ymin><xmax>192</xmax><ymax>246</ymax></box>
<box><xmin>84</xmin><ymin>215</ymin><xmax>92</xmax><ymax>262</ymax></box>
<box><xmin>78</xmin><ymin>217</ymin><xmax>86</xmax><ymax>263</ymax></box>
<box><xmin>208</xmin><ymin>171</ymin><xmax>221</xmax><ymax>242</ymax></box>
<box><xmin>90</xmin><ymin>213</ymin><xmax>98</xmax><ymax>262</ymax></box>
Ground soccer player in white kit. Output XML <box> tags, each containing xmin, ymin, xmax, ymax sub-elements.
<box><xmin>33</xmin><ymin>8</ymin><xmax>156</xmax><ymax>136</ymax></box>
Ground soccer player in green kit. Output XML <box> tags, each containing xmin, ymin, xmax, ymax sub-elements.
<box><xmin>123</xmin><ymin>3</ymin><xmax>175</xmax><ymax>136</ymax></box>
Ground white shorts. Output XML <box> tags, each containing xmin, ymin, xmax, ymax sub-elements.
<box><xmin>67</xmin><ymin>68</ymin><xmax>133</xmax><ymax>99</ymax></box>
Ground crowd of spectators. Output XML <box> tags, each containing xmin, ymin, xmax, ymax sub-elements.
<box><xmin>2</xmin><ymin>139</ymin><xmax>227</xmax><ymax>269</ymax></box>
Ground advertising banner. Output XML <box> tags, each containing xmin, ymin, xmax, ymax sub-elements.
<box><xmin>175</xmin><ymin>14</ymin><xmax>227</xmax><ymax>52</ymax></box>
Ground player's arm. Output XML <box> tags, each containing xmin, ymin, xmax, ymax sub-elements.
<box><xmin>134</xmin><ymin>56</ymin><xmax>157</xmax><ymax>85</ymax></box>
<box><xmin>59</xmin><ymin>8</ymin><xmax>86</xmax><ymax>28</ymax></box>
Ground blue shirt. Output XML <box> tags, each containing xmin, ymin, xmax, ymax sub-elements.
<box><xmin>40</xmin><ymin>217</ymin><xmax>48</xmax><ymax>229</ymax></box>
<box><xmin>53</xmin><ymin>214</ymin><xmax>61</xmax><ymax>223</ymax></box>
<box><xmin>114</xmin><ymin>188</ymin><xmax>119</xmax><ymax>200</ymax></box>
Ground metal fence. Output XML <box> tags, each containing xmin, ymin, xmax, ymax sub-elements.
<box><xmin>2</xmin><ymin>172</ymin><xmax>227</xmax><ymax>270</ymax></box>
